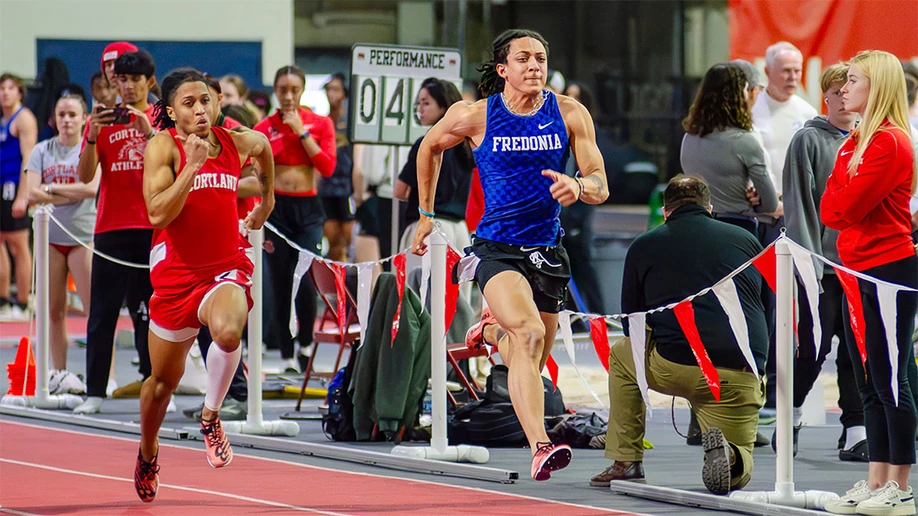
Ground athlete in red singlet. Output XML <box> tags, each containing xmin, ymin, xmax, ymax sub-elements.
<box><xmin>253</xmin><ymin>65</ymin><xmax>336</xmax><ymax>373</ymax></box>
<box><xmin>134</xmin><ymin>69</ymin><xmax>274</xmax><ymax>503</ymax></box>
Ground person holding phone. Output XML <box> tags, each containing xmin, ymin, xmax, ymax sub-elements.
<box><xmin>74</xmin><ymin>49</ymin><xmax>159</xmax><ymax>415</ymax></box>
<box><xmin>253</xmin><ymin>65</ymin><xmax>336</xmax><ymax>373</ymax></box>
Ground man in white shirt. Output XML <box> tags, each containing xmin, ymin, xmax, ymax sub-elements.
<box><xmin>751</xmin><ymin>41</ymin><xmax>818</xmax><ymax>198</ymax></box>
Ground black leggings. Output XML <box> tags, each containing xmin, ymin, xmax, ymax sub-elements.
<box><xmin>264</xmin><ymin>194</ymin><xmax>324</xmax><ymax>359</ymax></box>
<box><xmin>85</xmin><ymin>229</ymin><xmax>153</xmax><ymax>398</ymax></box>
<box><xmin>794</xmin><ymin>273</ymin><xmax>863</xmax><ymax>428</ymax></box>
<box><xmin>841</xmin><ymin>255</ymin><xmax>918</xmax><ymax>465</ymax></box>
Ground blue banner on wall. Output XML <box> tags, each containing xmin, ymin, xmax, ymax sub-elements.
<box><xmin>36</xmin><ymin>39</ymin><xmax>265</xmax><ymax>100</ymax></box>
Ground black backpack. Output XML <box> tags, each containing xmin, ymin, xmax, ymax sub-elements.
<box><xmin>322</xmin><ymin>347</ymin><xmax>358</xmax><ymax>441</ymax></box>
<box><xmin>446</xmin><ymin>364</ymin><xmax>565</xmax><ymax>447</ymax></box>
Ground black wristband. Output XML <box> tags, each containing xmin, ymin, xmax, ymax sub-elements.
<box><xmin>86</xmin><ymin>139</ymin><xmax>96</xmax><ymax>144</ymax></box>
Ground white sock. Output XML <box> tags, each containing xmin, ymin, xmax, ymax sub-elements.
<box><xmin>845</xmin><ymin>425</ymin><xmax>867</xmax><ymax>450</ymax></box>
<box><xmin>793</xmin><ymin>407</ymin><xmax>803</xmax><ymax>427</ymax></box>
<box><xmin>204</xmin><ymin>344</ymin><xmax>241</xmax><ymax>412</ymax></box>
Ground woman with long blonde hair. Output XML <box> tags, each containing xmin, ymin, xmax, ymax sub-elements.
<box><xmin>822</xmin><ymin>50</ymin><xmax>918</xmax><ymax>515</ymax></box>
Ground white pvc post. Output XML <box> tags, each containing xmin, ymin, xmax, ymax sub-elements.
<box><xmin>221</xmin><ymin>227</ymin><xmax>299</xmax><ymax>436</ymax></box>
<box><xmin>774</xmin><ymin>238</ymin><xmax>795</xmax><ymax>499</ymax></box>
<box><xmin>729</xmin><ymin>236</ymin><xmax>837</xmax><ymax>509</ymax></box>
<box><xmin>0</xmin><ymin>206</ymin><xmax>80</xmax><ymax>410</ymax></box>
<box><xmin>391</xmin><ymin>230</ymin><xmax>488</xmax><ymax>463</ymax></box>
<box><xmin>246</xmin><ymin>228</ymin><xmax>265</xmax><ymax>428</ymax></box>
<box><xmin>429</xmin><ymin>231</ymin><xmax>448</xmax><ymax>453</ymax></box>
<box><xmin>390</xmin><ymin>146</ymin><xmax>400</xmax><ymax>256</ymax></box>
<box><xmin>34</xmin><ymin>206</ymin><xmax>50</xmax><ymax>404</ymax></box>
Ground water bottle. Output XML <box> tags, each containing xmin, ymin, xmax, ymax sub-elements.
<box><xmin>419</xmin><ymin>389</ymin><xmax>433</xmax><ymax>427</ymax></box>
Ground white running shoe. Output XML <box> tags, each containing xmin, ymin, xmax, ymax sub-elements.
<box><xmin>74</xmin><ymin>396</ymin><xmax>103</xmax><ymax>414</ymax></box>
<box><xmin>825</xmin><ymin>480</ymin><xmax>874</xmax><ymax>514</ymax></box>
<box><xmin>49</xmin><ymin>370</ymin><xmax>87</xmax><ymax>395</ymax></box>
<box><xmin>856</xmin><ymin>481</ymin><xmax>915</xmax><ymax>516</ymax></box>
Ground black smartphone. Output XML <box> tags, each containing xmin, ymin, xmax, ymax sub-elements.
<box><xmin>112</xmin><ymin>107</ymin><xmax>131</xmax><ymax>125</ymax></box>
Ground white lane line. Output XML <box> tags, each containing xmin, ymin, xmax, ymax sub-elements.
<box><xmin>1</xmin><ymin>420</ymin><xmax>646</xmax><ymax>515</ymax></box>
<box><xmin>0</xmin><ymin>458</ymin><xmax>349</xmax><ymax>516</ymax></box>
<box><xmin>0</xmin><ymin>507</ymin><xmax>43</xmax><ymax>516</ymax></box>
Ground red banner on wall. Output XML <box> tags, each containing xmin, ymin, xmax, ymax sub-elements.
<box><xmin>729</xmin><ymin>0</ymin><xmax>918</xmax><ymax>106</ymax></box>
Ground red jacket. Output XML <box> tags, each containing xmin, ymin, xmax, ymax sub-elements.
<box><xmin>820</xmin><ymin>120</ymin><xmax>915</xmax><ymax>271</ymax></box>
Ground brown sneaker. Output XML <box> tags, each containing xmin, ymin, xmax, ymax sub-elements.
<box><xmin>701</xmin><ymin>427</ymin><xmax>732</xmax><ymax>495</ymax></box>
<box><xmin>589</xmin><ymin>461</ymin><xmax>645</xmax><ymax>487</ymax></box>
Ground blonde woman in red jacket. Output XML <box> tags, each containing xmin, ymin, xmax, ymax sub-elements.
<box><xmin>821</xmin><ymin>50</ymin><xmax>918</xmax><ymax>516</ymax></box>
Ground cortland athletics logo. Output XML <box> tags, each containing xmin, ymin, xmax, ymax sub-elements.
<box><xmin>110</xmin><ymin>129</ymin><xmax>147</xmax><ymax>172</ymax></box>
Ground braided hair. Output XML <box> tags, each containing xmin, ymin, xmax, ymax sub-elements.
<box><xmin>477</xmin><ymin>29</ymin><xmax>549</xmax><ymax>98</ymax></box>
<box><xmin>152</xmin><ymin>67</ymin><xmax>207</xmax><ymax>129</ymax></box>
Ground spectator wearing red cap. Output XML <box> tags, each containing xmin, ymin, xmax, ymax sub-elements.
<box><xmin>100</xmin><ymin>41</ymin><xmax>138</xmax><ymax>87</ymax></box>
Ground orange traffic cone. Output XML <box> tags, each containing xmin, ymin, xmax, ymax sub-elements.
<box><xmin>5</xmin><ymin>336</ymin><xmax>36</xmax><ymax>396</ymax></box>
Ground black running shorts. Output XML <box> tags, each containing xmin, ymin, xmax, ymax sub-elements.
<box><xmin>472</xmin><ymin>237</ymin><xmax>571</xmax><ymax>314</ymax></box>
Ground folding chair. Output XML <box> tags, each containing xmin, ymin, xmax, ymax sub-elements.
<box><xmin>446</xmin><ymin>342</ymin><xmax>497</xmax><ymax>407</ymax></box>
<box><xmin>295</xmin><ymin>260</ymin><xmax>360</xmax><ymax>411</ymax></box>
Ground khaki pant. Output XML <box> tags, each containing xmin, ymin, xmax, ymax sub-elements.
<box><xmin>604</xmin><ymin>332</ymin><xmax>764</xmax><ymax>489</ymax></box>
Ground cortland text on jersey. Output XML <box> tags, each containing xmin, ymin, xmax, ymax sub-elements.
<box><xmin>490</xmin><ymin>133</ymin><xmax>564</xmax><ymax>153</ymax></box>
<box><xmin>191</xmin><ymin>172</ymin><xmax>238</xmax><ymax>193</ymax></box>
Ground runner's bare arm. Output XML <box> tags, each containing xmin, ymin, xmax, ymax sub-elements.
<box><xmin>560</xmin><ymin>97</ymin><xmax>608</xmax><ymax>204</ymax></box>
<box><xmin>237</xmin><ymin>164</ymin><xmax>260</xmax><ymax>198</ymax></box>
<box><xmin>232</xmin><ymin>127</ymin><xmax>275</xmax><ymax>230</ymax></box>
<box><xmin>232</xmin><ymin>129</ymin><xmax>274</xmax><ymax>206</ymax></box>
<box><xmin>416</xmin><ymin>101</ymin><xmax>483</xmax><ymax>215</ymax></box>
<box><xmin>143</xmin><ymin>133</ymin><xmax>201</xmax><ymax>229</ymax></box>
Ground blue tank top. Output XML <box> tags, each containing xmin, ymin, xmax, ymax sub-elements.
<box><xmin>472</xmin><ymin>91</ymin><xmax>570</xmax><ymax>246</ymax></box>
<box><xmin>0</xmin><ymin>107</ymin><xmax>25</xmax><ymax>185</ymax></box>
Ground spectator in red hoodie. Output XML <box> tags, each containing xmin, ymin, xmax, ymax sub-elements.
<box><xmin>821</xmin><ymin>50</ymin><xmax>917</xmax><ymax>515</ymax></box>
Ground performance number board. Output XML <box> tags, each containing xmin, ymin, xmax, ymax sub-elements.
<box><xmin>350</xmin><ymin>44</ymin><xmax>462</xmax><ymax>145</ymax></box>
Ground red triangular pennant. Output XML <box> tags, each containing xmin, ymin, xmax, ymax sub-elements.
<box><xmin>590</xmin><ymin>317</ymin><xmax>611</xmax><ymax>373</ymax></box>
<box><xmin>673</xmin><ymin>301</ymin><xmax>721</xmax><ymax>401</ymax></box>
<box><xmin>834</xmin><ymin>267</ymin><xmax>867</xmax><ymax>367</ymax></box>
<box><xmin>445</xmin><ymin>246</ymin><xmax>461</xmax><ymax>333</ymax></box>
<box><xmin>545</xmin><ymin>355</ymin><xmax>559</xmax><ymax>392</ymax></box>
<box><xmin>753</xmin><ymin>245</ymin><xmax>777</xmax><ymax>293</ymax></box>
<box><xmin>331</xmin><ymin>263</ymin><xmax>348</xmax><ymax>332</ymax></box>
<box><xmin>391</xmin><ymin>253</ymin><xmax>407</xmax><ymax>343</ymax></box>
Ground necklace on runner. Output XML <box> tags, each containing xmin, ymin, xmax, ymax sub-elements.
<box><xmin>502</xmin><ymin>91</ymin><xmax>544</xmax><ymax>117</ymax></box>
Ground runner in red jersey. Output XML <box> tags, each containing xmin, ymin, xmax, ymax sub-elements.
<box><xmin>134</xmin><ymin>69</ymin><xmax>274</xmax><ymax>503</ymax></box>
<box><xmin>253</xmin><ymin>65</ymin><xmax>336</xmax><ymax>373</ymax></box>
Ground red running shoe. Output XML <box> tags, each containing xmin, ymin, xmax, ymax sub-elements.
<box><xmin>531</xmin><ymin>442</ymin><xmax>572</xmax><ymax>481</ymax></box>
<box><xmin>465</xmin><ymin>307</ymin><xmax>498</xmax><ymax>351</ymax></box>
<box><xmin>134</xmin><ymin>450</ymin><xmax>160</xmax><ymax>503</ymax></box>
<box><xmin>201</xmin><ymin>416</ymin><xmax>233</xmax><ymax>468</ymax></box>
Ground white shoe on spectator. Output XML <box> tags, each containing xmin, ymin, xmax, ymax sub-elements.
<box><xmin>74</xmin><ymin>396</ymin><xmax>103</xmax><ymax>414</ymax></box>
<box><xmin>167</xmin><ymin>395</ymin><xmax>177</xmax><ymax>414</ymax></box>
<box><xmin>49</xmin><ymin>370</ymin><xmax>87</xmax><ymax>395</ymax></box>
<box><xmin>106</xmin><ymin>378</ymin><xmax>118</xmax><ymax>398</ymax></box>
<box><xmin>283</xmin><ymin>358</ymin><xmax>299</xmax><ymax>373</ymax></box>
<box><xmin>856</xmin><ymin>481</ymin><xmax>915</xmax><ymax>516</ymax></box>
<box><xmin>826</xmin><ymin>480</ymin><xmax>874</xmax><ymax>514</ymax></box>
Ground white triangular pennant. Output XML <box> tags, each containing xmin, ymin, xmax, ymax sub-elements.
<box><xmin>557</xmin><ymin>311</ymin><xmax>605</xmax><ymax>407</ymax></box>
<box><xmin>356</xmin><ymin>263</ymin><xmax>374</xmax><ymax>349</ymax></box>
<box><xmin>627</xmin><ymin>313</ymin><xmax>652</xmax><ymax>416</ymax></box>
<box><xmin>876</xmin><ymin>283</ymin><xmax>901</xmax><ymax>406</ymax></box>
<box><xmin>456</xmin><ymin>253</ymin><xmax>479</xmax><ymax>283</ymax></box>
<box><xmin>420</xmin><ymin>251</ymin><xmax>431</xmax><ymax>308</ymax></box>
<box><xmin>289</xmin><ymin>252</ymin><xmax>314</xmax><ymax>336</ymax></box>
<box><xmin>788</xmin><ymin>242</ymin><xmax>822</xmax><ymax>358</ymax></box>
<box><xmin>712</xmin><ymin>279</ymin><xmax>758</xmax><ymax>376</ymax></box>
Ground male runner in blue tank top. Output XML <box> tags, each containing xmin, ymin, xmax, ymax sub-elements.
<box><xmin>412</xmin><ymin>29</ymin><xmax>609</xmax><ymax>481</ymax></box>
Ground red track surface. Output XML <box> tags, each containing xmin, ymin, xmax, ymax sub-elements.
<box><xmin>0</xmin><ymin>421</ymin><xmax>639</xmax><ymax>515</ymax></box>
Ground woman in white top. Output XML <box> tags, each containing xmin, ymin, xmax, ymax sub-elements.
<box><xmin>18</xmin><ymin>94</ymin><xmax>99</xmax><ymax>372</ymax></box>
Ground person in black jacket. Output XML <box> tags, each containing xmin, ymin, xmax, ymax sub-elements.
<box><xmin>590</xmin><ymin>175</ymin><xmax>767</xmax><ymax>495</ymax></box>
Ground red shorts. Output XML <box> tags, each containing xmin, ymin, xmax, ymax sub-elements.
<box><xmin>149</xmin><ymin>247</ymin><xmax>254</xmax><ymax>342</ymax></box>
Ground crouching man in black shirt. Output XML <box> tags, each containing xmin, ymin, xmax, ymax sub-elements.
<box><xmin>590</xmin><ymin>175</ymin><xmax>767</xmax><ymax>495</ymax></box>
